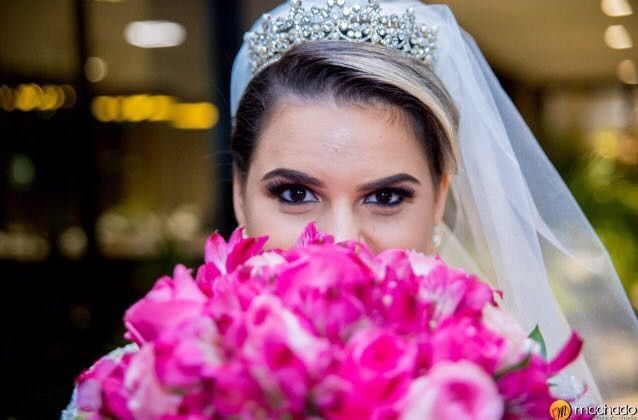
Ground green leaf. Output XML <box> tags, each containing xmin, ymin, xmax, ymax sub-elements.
<box><xmin>528</xmin><ymin>324</ymin><xmax>547</xmax><ymax>360</ymax></box>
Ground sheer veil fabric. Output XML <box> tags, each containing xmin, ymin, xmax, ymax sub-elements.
<box><xmin>231</xmin><ymin>0</ymin><xmax>638</xmax><ymax>404</ymax></box>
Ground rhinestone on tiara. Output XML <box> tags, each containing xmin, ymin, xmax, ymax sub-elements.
<box><xmin>245</xmin><ymin>0</ymin><xmax>438</xmax><ymax>74</ymax></box>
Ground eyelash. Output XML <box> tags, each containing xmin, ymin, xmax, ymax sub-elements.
<box><xmin>265</xmin><ymin>180</ymin><xmax>415</xmax><ymax>208</ymax></box>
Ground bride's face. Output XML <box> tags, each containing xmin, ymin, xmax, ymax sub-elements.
<box><xmin>232</xmin><ymin>97</ymin><xmax>449</xmax><ymax>254</ymax></box>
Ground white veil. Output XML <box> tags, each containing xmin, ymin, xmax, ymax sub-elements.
<box><xmin>230</xmin><ymin>0</ymin><xmax>638</xmax><ymax>405</ymax></box>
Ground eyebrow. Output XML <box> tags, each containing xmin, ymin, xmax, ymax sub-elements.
<box><xmin>260</xmin><ymin>168</ymin><xmax>421</xmax><ymax>191</ymax></box>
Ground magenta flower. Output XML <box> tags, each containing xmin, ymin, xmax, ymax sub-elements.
<box><xmin>124</xmin><ymin>265</ymin><xmax>207</xmax><ymax>345</ymax></box>
<box><xmin>327</xmin><ymin>328</ymin><xmax>417</xmax><ymax>418</ymax></box>
<box><xmin>73</xmin><ymin>222</ymin><xmax>592</xmax><ymax>419</ymax></box>
<box><xmin>123</xmin><ymin>345</ymin><xmax>182</xmax><ymax>419</ymax></box>
<box><xmin>204</xmin><ymin>226</ymin><xmax>268</xmax><ymax>275</ymax></box>
<box><xmin>429</xmin><ymin>315</ymin><xmax>506</xmax><ymax>374</ymax></box>
<box><xmin>76</xmin><ymin>357</ymin><xmax>117</xmax><ymax>412</ymax></box>
<box><xmin>153</xmin><ymin>316</ymin><xmax>221</xmax><ymax>389</ymax></box>
<box><xmin>497</xmin><ymin>333</ymin><xmax>586</xmax><ymax>419</ymax></box>
<box><xmin>400</xmin><ymin>360</ymin><xmax>504</xmax><ymax>420</ymax></box>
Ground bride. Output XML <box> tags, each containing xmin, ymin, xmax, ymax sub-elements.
<box><xmin>229</xmin><ymin>0</ymin><xmax>638</xmax><ymax>406</ymax></box>
<box><xmin>64</xmin><ymin>0</ymin><xmax>638</xmax><ymax>416</ymax></box>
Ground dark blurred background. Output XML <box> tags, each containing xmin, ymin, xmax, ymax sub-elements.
<box><xmin>0</xmin><ymin>0</ymin><xmax>637</xmax><ymax>417</ymax></box>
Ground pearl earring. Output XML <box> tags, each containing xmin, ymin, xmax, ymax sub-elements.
<box><xmin>432</xmin><ymin>225</ymin><xmax>442</xmax><ymax>250</ymax></box>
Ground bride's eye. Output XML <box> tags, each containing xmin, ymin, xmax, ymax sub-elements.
<box><xmin>266</xmin><ymin>182</ymin><xmax>320</xmax><ymax>205</ymax></box>
<box><xmin>363</xmin><ymin>187</ymin><xmax>414</xmax><ymax>207</ymax></box>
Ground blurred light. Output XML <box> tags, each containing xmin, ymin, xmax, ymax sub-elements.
<box><xmin>121</xmin><ymin>94</ymin><xmax>154</xmax><ymax>121</ymax></box>
<box><xmin>149</xmin><ymin>95</ymin><xmax>176</xmax><ymax>121</ymax></box>
<box><xmin>85</xmin><ymin>56</ymin><xmax>108</xmax><ymax>82</ymax></box>
<box><xmin>0</xmin><ymin>85</ymin><xmax>15</xmax><ymax>111</ymax></box>
<box><xmin>617</xmin><ymin>59</ymin><xmax>638</xmax><ymax>84</ymax></box>
<box><xmin>9</xmin><ymin>154</ymin><xmax>35</xmax><ymax>189</ymax></box>
<box><xmin>96</xmin><ymin>211</ymin><xmax>128</xmax><ymax>247</ymax></box>
<box><xmin>171</xmin><ymin>102</ymin><xmax>218</xmax><ymax>130</ymax></box>
<box><xmin>593</xmin><ymin>129</ymin><xmax>619</xmax><ymax>159</ymax></box>
<box><xmin>60</xmin><ymin>84</ymin><xmax>77</xmax><ymax>108</ymax></box>
<box><xmin>15</xmin><ymin>84</ymin><xmax>41</xmax><ymax>111</ymax></box>
<box><xmin>39</xmin><ymin>85</ymin><xmax>64</xmax><ymax>110</ymax></box>
<box><xmin>1</xmin><ymin>83</ymin><xmax>73</xmax><ymax>112</ymax></box>
<box><xmin>96</xmin><ymin>209</ymin><xmax>164</xmax><ymax>258</ymax></box>
<box><xmin>91</xmin><ymin>95</ymin><xmax>120</xmax><ymax>122</ymax></box>
<box><xmin>604</xmin><ymin>24</ymin><xmax>633</xmax><ymax>49</ymax></box>
<box><xmin>58</xmin><ymin>226</ymin><xmax>88</xmax><ymax>259</ymax></box>
<box><xmin>124</xmin><ymin>20</ymin><xmax>186</xmax><ymax>48</ymax></box>
<box><xmin>601</xmin><ymin>0</ymin><xmax>633</xmax><ymax>17</ymax></box>
<box><xmin>167</xmin><ymin>205</ymin><xmax>201</xmax><ymax>241</ymax></box>
<box><xmin>90</xmin><ymin>94</ymin><xmax>217</xmax><ymax>129</ymax></box>
<box><xmin>0</xmin><ymin>225</ymin><xmax>49</xmax><ymax>261</ymax></box>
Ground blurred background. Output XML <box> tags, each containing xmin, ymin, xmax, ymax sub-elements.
<box><xmin>0</xmin><ymin>0</ymin><xmax>636</xmax><ymax>417</ymax></box>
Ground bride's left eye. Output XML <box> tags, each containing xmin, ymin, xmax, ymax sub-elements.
<box><xmin>266</xmin><ymin>182</ymin><xmax>320</xmax><ymax>205</ymax></box>
<box><xmin>363</xmin><ymin>188</ymin><xmax>414</xmax><ymax>207</ymax></box>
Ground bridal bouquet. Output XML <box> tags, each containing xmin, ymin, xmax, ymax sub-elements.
<box><xmin>72</xmin><ymin>223</ymin><xmax>592</xmax><ymax>419</ymax></box>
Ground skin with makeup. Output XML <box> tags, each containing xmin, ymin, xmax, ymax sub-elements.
<box><xmin>232</xmin><ymin>96</ymin><xmax>450</xmax><ymax>255</ymax></box>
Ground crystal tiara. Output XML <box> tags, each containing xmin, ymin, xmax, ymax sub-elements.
<box><xmin>245</xmin><ymin>0</ymin><xmax>438</xmax><ymax>75</ymax></box>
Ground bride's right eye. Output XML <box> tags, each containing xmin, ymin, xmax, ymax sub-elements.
<box><xmin>266</xmin><ymin>182</ymin><xmax>320</xmax><ymax>205</ymax></box>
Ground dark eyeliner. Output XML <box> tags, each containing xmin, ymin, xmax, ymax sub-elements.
<box><xmin>265</xmin><ymin>179</ymin><xmax>316</xmax><ymax>205</ymax></box>
<box><xmin>366</xmin><ymin>187</ymin><xmax>415</xmax><ymax>207</ymax></box>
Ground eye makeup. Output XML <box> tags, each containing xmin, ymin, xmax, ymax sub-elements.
<box><xmin>363</xmin><ymin>187</ymin><xmax>415</xmax><ymax>207</ymax></box>
<box><xmin>265</xmin><ymin>178</ymin><xmax>415</xmax><ymax>208</ymax></box>
<box><xmin>265</xmin><ymin>179</ymin><xmax>319</xmax><ymax>205</ymax></box>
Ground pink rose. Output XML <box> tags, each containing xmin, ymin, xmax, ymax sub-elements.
<box><xmin>195</xmin><ymin>228</ymin><xmax>270</xmax><ymax>298</ymax></box>
<box><xmin>497</xmin><ymin>354</ymin><xmax>554</xmax><ymax>419</ymax></box>
<box><xmin>76</xmin><ymin>357</ymin><xmax>118</xmax><ymax>412</ymax></box>
<box><xmin>369</xmin><ymin>263</ymin><xmax>425</xmax><ymax>334</ymax></box>
<box><xmin>407</xmin><ymin>250</ymin><xmax>440</xmax><ymax>276</ymax></box>
<box><xmin>497</xmin><ymin>333</ymin><xmax>587</xmax><ymax>419</ymax></box>
<box><xmin>201</xmin><ymin>270</ymin><xmax>259</xmax><ymax>352</ymax></box>
<box><xmin>76</xmin><ymin>349</ymin><xmax>137</xmax><ymax>419</ymax></box>
<box><xmin>401</xmin><ymin>360</ymin><xmax>504</xmax><ymax>420</ymax></box>
<box><xmin>375</xmin><ymin>250</ymin><xmax>495</xmax><ymax>329</ymax></box>
<box><xmin>274</xmin><ymin>244</ymin><xmax>375</xmax><ymax>342</ymax></box>
<box><xmin>418</xmin><ymin>263</ymin><xmax>496</xmax><ymax>326</ymax></box>
<box><xmin>124</xmin><ymin>265</ymin><xmax>207</xmax><ymax>345</ymax></box>
<box><xmin>244</xmin><ymin>295</ymin><xmax>331</xmax><ymax>369</ymax></box>
<box><xmin>276</xmin><ymin>244</ymin><xmax>375</xmax><ymax>298</ymax></box>
<box><xmin>204</xmin><ymin>226</ymin><xmax>268</xmax><ymax>275</ymax></box>
<box><xmin>482</xmin><ymin>304</ymin><xmax>532</xmax><ymax>370</ymax></box>
<box><xmin>100</xmin><ymin>360</ymin><xmax>134</xmax><ymax>419</ymax></box>
<box><xmin>124</xmin><ymin>345</ymin><xmax>182</xmax><ymax>419</ymax></box>
<box><xmin>429</xmin><ymin>315</ymin><xmax>505</xmax><ymax>374</ymax></box>
<box><xmin>329</xmin><ymin>329</ymin><xmax>416</xmax><ymax>417</ymax></box>
<box><xmin>295</xmin><ymin>221</ymin><xmax>335</xmax><ymax>247</ymax></box>
<box><xmin>153</xmin><ymin>316</ymin><xmax>222</xmax><ymax>389</ymax></box>
<box><xmin>211</xmin><ymin>361</ymin><xmax>266</xmax><ymax>416</ymax></box>
<box><xmin>242</xmin><ymin>295</ymin><xmax>332</xmax><ymax>413</ymax></box>
<box><xmin>374</xmin><ymin>249</ymin><xmax>440</xmax><ymax>281</ymax></box>
<box><xmin>244</xmin><ymin>250</ymin><xmax>286</xmax><ymax>275</ymax></box>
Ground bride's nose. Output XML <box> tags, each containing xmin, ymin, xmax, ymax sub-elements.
<box><xmin>318</xmin><ymin>204</ymin><xmax>367</xmax><ymax>245</ymax></box>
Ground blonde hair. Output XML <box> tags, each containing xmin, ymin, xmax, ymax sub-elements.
<box><xmin>232</xmin><ymin>41</ymin><xmax>459</xmax><ymax>186</ymax></box>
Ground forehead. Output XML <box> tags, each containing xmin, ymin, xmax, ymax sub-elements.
<box><xmin>251</xmin><ymin>97</ymin><xmax>431</xmax><ymax>182</ymax></box>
